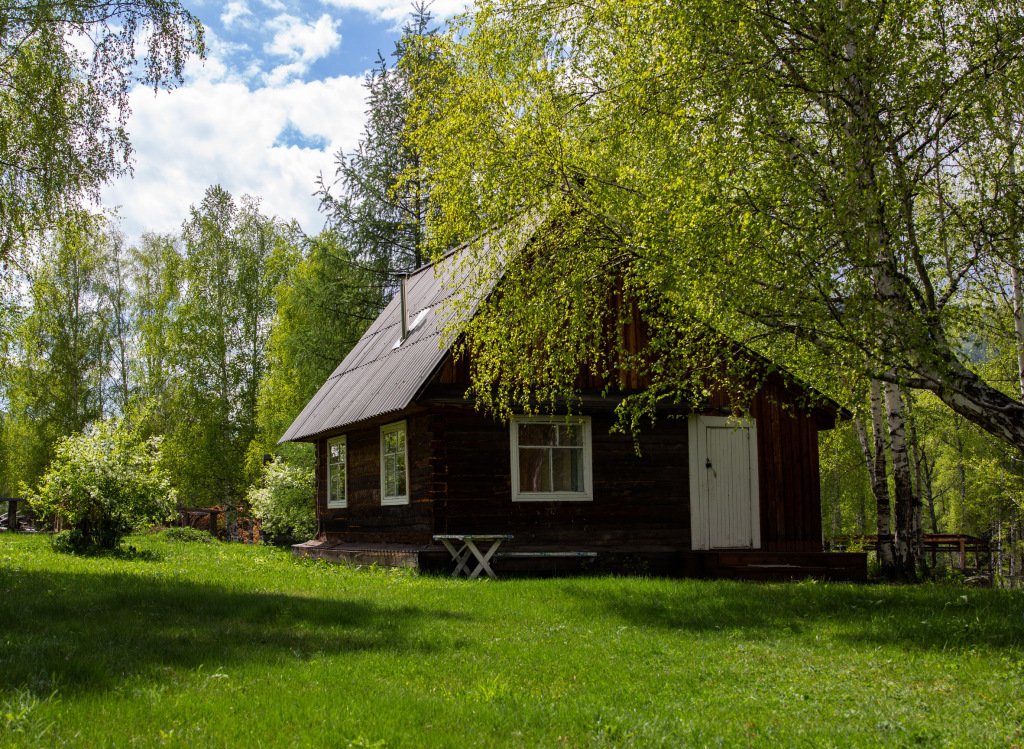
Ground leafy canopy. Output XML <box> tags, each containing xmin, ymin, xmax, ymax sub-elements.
<box><xmin>246</xmin><ymin>457</ymin><xmax>315</xmax><ymax>542</ymax></box>
<box><xmin>407</xmin><ymin>0</ymin><xmax>1024</xmax><ymax>448</ymax></box>
<box><xmin>0</xmin><ymin>0</ymin><xmax>204</xmax><ymax>263</ymax></box>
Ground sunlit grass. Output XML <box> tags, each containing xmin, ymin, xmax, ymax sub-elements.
<box><xmin>0</xmin><ymin>532</ymin><xmax>1021</xmax><ymax>747</ymax></box>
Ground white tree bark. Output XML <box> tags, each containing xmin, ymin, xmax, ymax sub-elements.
<box><xmin>860</xmin><ymin>381</ymin><xmax>895</xmax><ymax>571</ymax></box>
<box><xmin>885</xmin><ymin>381</ymin><xmax>918</xmax><ymax>578</ymax></box>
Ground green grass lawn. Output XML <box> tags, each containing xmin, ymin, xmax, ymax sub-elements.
<box><xmin>0</xmin><ymin>532</ymin><xmax>1021</xmax><ymax>748</ymax></box>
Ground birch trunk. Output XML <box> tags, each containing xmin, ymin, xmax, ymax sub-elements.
<box><xmin>905</xmin><ymin>390</ymin><xmax>926</xmax><ymax>564</ymax></box>
<box><xmin>921</xmin><ymin>448</ymin><xmax>938</xmax><ymax>534</ymax></box>
<box><xmin>1006</xmin><ymin>109</ymin><xmax>1024</xmax><ymax>402</ymax></box>
<box><xmin>885</xmin><ymin>382</ymin><xmax>918</xmax><ymax>579</ymax></box>
<box><xmin>857</xmin><ymin>381</ymin><xmax>895</xmax><ymax>573</ymax></box>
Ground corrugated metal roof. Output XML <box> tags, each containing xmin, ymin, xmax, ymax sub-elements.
<box><xmin>279</xmin><ymin>234</ymin><xmax>512</xmax><ymax>443</ymax></box>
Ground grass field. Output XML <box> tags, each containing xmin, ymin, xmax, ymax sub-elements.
<box><xmin>0</xmin><ymin>532</ymin><xmax>1021</xmax><ymax>748</ymax></box>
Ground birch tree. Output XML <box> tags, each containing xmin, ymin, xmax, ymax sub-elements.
<box><xmin>169</xmin><ymin>186</ymin><xmax>295</xmax><ymax>510</ymax></box>
<box><xmin>407</xmin><ymin>0</ymin><xmax>1024</xmax><ymax>454</ymax></box>
<box><xmin>0</xmin><ymin>0</ymin><xmax>203</xmax><ymax>265</ymax></box>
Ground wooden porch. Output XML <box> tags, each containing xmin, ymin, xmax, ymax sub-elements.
<box><xmin>293</xmin><ymin>540</ymin><xmax>867</xmax><ymax>581</ymax></box>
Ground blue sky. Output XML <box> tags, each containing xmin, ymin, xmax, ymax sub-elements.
<box><xmin>101</xmin><ymin>0</ymin><xmax>468</xmax><ymax>240</ymax></box>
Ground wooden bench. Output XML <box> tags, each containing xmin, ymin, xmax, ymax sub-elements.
<box><xmin>494</xmin><ymin>551</ymin><xmax>597</xmax><ymax>558</ymax></box>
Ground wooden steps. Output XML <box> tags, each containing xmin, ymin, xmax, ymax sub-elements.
<box><xmin>697</xmin><ymin>550</ymin><xmax>868</xmax><ymax>582</ymax></box>
<box><xmin>292</xmin><ymin>540</ymin><xmax>439</xmax><ymax>568</ymax></box>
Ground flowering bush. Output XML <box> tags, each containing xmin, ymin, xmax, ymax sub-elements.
<box><xmin>30</xmin><ymin>419</ymin><xmax>176</xmax><ymax>552</ymax></box>
<box><xmin>247</xmin><ymin>457</ymin><xmax>315</xmax><ymax>542</ymax></box>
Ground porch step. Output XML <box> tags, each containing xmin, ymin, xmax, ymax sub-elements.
<box><xmin>292</xmin><ymin>540</ymin><xmax>438</xmax><ymax>568</ymax></box>
<box><xmin>700</xmin><ymin>551</ymin><xmax>868</xmax><ymax>582</ymax></box>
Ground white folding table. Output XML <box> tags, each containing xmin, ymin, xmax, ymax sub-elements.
<box><xmin>433</xmin><ymin>534</ymin><xmax>513</xmax><ymax>579</ymax></box>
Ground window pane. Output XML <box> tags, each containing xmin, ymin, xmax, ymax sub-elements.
<box><xmin>330</xmin><ymin>442</ymin><xmax>342</xmax><ymax>461</ymax></box>
<box><xmin>384</xmin><ymin>431</ymin><xmax>400</xmax><ymax>454</ymax></box>
<box><xmin>519</xmin><ymin>448</ymin><xmax>552</xmax><ymax>492</ymax></box>
<box><xmin>558</xmin><ymin>424</ymin><xmax>583</xmax><ymax>447</ymax></box>
<box><xmin>394</xmin><ymin>454</ymin><xmax>406</xmax><ymax>496</ymax></box>
<box><xmin>552</xmin><ymin>448</ymin><xmax>583</xmax><ymax>492</ymax></box>
<box><xmin>385</xmin><ymin>456</ymin><xmax>397</xmax><ymax>497</ymax></box>
<box><xmin>519</xmin><ymin>423</ymin><xmax>556</xmax><ymax>446</ymax></box>
<box><xmin>329</xmin><ymin>468</ymin><xmax>340</xmax><ymax>504</ymax></box>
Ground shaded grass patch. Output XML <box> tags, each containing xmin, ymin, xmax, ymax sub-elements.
<box><xmin>0</xmin><ymin>533</ymin><xmax>1021</xmax><ymax>748</ymax></box>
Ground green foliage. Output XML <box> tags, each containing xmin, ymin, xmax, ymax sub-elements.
<box><xmin>819</xmin><ymin>422</ymin><xmax>874</xmax><ymax>544</ymax></box>
<box><xmin>406</xmin><ymin>0</ymin><xmax>1024</xmax><ymax>449</ymax></box>
<box><xmin>29</xmin><ymin>419</ymin><xmax>175</xmax><ymax>551</ymax></box>
<box><xmin>0</xmin><ymin>0</ymin><xmax>203</xmax><ymax>263</ymax></box>
<box><xmin>126</xmin><ymin>232</ymin><xmax>184</xmax><ymax>435</ymax></box>
<box><xmin>166</xmin><ymin>186</ymin><xmax>299</xmax><ymax>509</ymax></box>
<box><xmin>318</xmin><ymin>2</ymin><xmax>440</xmax><ymax>284</ymax></box>
<box><xmin>246</xmin><ymin>230</ymin><xmax>379</xmax><ymax>481</ymax></box>
<box><xmin>0</xmin><ymin>214</ymin><xmax>122</xmax><ymax>491</ymax></box>
<box><xmin>246</xmin><ymin>457</ymin><xmax>315</xmax><ymax>542</ymax></box>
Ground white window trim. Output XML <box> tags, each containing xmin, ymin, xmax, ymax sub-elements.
<box><xmin>380</xmin><ymin>420</ymin><xmax>410</xmax><ymax>506</ymax></box>
<box><xmin>326</xmin><ymin>435</ymin><xmax>347</xmax><ymax>509</ymax></box>
<box><xmin>510</xmin><ymin>415</ymin><xmax>593</xmax><ymax>502</ymax></box>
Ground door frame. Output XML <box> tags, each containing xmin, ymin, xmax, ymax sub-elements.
<box><xmin>688</xmin><ymin>414</ymin><xmax>761</xmax><ymax>550</ymax></box>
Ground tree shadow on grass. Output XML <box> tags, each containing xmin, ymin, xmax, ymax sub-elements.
<box><xmin>0</xmin><ymin>569</ymin><xmax>472</xmax><ymax>695</ymax></box>
<box><xmin>560</xmin><ymin>579</ymin><xmax>1024</xmax><ymax>652</ymax></box>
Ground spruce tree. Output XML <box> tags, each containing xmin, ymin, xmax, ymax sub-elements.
<box><xmin>316</xmin><ymin>2</ymin><xmax>439</xmax><ymax>304</ymax></box>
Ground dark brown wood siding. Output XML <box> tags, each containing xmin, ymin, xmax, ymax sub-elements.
<box><xmin>744</xmin><ymin>384</ymin><xmax>824</xmax><ymax>553</ymax></box>
<box><xmin>315</xmin><ymin>411</ymin><xmax>435</xmax><ymax>544</ymax></box>
<box><xmin>314</xmin><ymin>392</ymin><xmax>823</xmax><ymax>553</ymax></box>
<box><xmin>429</xmin><ymin>407</ymin><xmax>690</xmax><ymax>549</ymax></box>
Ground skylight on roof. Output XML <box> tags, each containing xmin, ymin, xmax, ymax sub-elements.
<box><xmin>392</xmin><ymin>307</ymin><xmax>432</xmax><ymax>349</ymax></box>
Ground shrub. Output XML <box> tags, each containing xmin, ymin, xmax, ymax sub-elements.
<box><xmin>30</xmin><ymin>419</ymin><xmax>176</xmax><ymax>552</ymax></box>
<box><xmin>247</xmin><ymin>457</ymin><xmax>315</xmax><ymax>542</ymax></box>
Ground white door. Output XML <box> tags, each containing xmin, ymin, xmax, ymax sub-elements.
<box><xmin>689</xmin><ymin>416</ymin><xmax>761</xmax><ymax>550</ymax></box>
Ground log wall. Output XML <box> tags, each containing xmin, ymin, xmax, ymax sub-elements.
<box><xmin>314</xmin><ymin>387</ymin><xmax>822</xmax><ymax>552</ymax></box>
<box><xmin>430</xmin><ymin>407</ymin><xmax>689</xmax><ymax>549</ymax></box>
<box><xmin>315</xmin><ymin>411</ymin><xmax>434</xmax><ymax>544</ymax></box>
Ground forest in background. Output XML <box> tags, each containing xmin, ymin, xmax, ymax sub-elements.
<box><xmin>0</xmin><ymin>5</ymin><xmax>435</xmax><ymax>540</ymax></box>
<box><xmin>0</xmin><ymin>1</ymin><xmax>1023</xmax><ymax>580</ymax></box>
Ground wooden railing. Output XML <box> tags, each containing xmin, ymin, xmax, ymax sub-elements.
<box><xmin>834</xmin><ymin>534</ymin><xmax>990</xmax><ymax>573</ymax></box>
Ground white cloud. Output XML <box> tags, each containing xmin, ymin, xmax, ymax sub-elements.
<box><xmin>318</xmin><ymin>0</ymin><xmax>471</xmax><ymax>26</ymax></box>
<box><xmin>101</xmin><ymin>69</ymin><xmax>367</xmax><ymax>239</ymax></box>
<box><xmin>262</xmin><ymin>12</ymin><xmax>342</xmax><ymax>83</ymax></box>
<box><xmin>221</xmin><ymin>0</ymin><xmax>254</xmax><ymax>28</ymax></box>
<box><xmin>265</xmin><ymin>13</ymin><xmax>340</xmax><ymax>63</ymax></box>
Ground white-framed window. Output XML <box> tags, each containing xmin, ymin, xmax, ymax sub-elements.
<box><xmin>380</xmin><ymin>420</ymin><xmax>409</xmax><ymax>506</ymax></box>
<box><xmin>326</xmin><ymin>436</ymin><xmax>347</xmax><ymax>508</ymax></box>
<box><xmin>510</xmin><ymin>416</ymin><xmax>593</xmax><ymax>502</ymax></box>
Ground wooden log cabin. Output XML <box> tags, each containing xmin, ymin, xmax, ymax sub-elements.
<box><xmin>281</xmin><ymin>242</ymin><xmax>866</xmax><ymax>581</ymax></box>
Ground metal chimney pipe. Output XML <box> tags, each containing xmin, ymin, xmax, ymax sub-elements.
<box><xmin>400</xmin><ymin>273</ymin><xmax>409</xmax><ymax>340</ymax></box>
